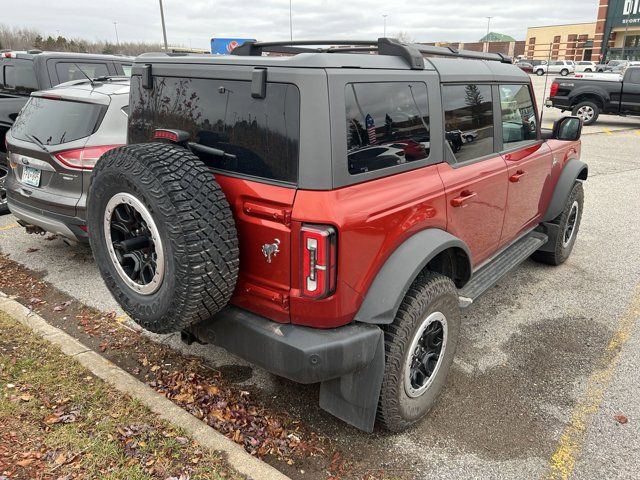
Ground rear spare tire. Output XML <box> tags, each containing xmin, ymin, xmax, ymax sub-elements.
<box><xmin>87</xmin><ymin>143</ymin><xmax>239</xmax><ymax>333</ymax></box>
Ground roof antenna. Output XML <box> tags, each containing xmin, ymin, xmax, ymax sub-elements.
<box><xmin>73</xmin><ymin>63</ymin><xmax>95</xmax><ymax>86</ymax></box>
<box><xmin>539</xmin><ymin>42</ymin><xmax>553</xmax><ymax>129</ymax></box>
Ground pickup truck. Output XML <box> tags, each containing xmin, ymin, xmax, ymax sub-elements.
<box><xmin>0</xmin><ymin>50</ymin><xmax>132</xmax><ymax>214</ymax></box>
<box><xmin>546</xmin><ymin>66</ymin><xmax>640</xmax><ymax>125</ymax></box>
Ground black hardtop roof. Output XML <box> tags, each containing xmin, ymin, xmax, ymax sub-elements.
<box><xmin>133</xmin><ymin>38</ymin><xmax>528</xmax><ymax>83</ymax></box>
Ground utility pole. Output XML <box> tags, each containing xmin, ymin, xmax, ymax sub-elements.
<box><xmin>383</xmin><ymin>14</ymin><xmax>388</xmax><ymax>37</ymax></box>
<box><xmin>113</xmin><ymin>22</ymin><xmax>119</xmax><ymax>46</ymax></box>
<box><xmin>485</xmin><ymin>16</ymin><xmax>493</xmax><ymax>41</ymax></box>
<box><xmin>289</xmin><ymin>0</ymin><xmax>293</xmax><ymax>41</ymax></box>
<box><xmin>158</xmin><ymin>0</ymin><xmax>169</xmax><ymax>51</ymax></box>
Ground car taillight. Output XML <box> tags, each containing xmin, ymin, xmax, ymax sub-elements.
<box><xmin>301</xmin><ymin>224</ymin><xmax>337</xmax><ymax>299</ymax></box>
<box><xmin>54</xmin><ymin>145</ymin><xmax>122</xmax><ymax>170</ymax></box>
<box><xmin>550</xmin><ymin>82</ymin><xmax>559</xmax><ymax>97</ymax></box>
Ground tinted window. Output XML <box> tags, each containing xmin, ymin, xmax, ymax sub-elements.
<box><xmin>2</xmin><ymin>59</ymin><xmax>38</xmax><ymax>93</ymax></box>
<box><xmin>11</xmin><ymin>97</ymin><xmax>105</xmax><ymax>146</ymax></box>
<box><xmin>129</xmin><ymin>76</ymin><xmax>300</xmax><ymax>183</ymax></box>
<box><xmin>121</xmin><ymin>65</ymin><xmax>132</xmax><ymax>77</ymax></box>
<box><xmin>628</xmin><ymin>69</ymin><xmax>640</xmax><ymax>84</ymax></box>
<box><xmin>345</xmin><ymin>82</ymin><xmax>430</xmax><ymax>175</ymax></box>
<box><xmin>442</xmin><ymin>84</ymin><xmax>494</xmax><ymax>162</ymax></box>
<box><xmin>55</xmin><ymin>62</ymin><xmax>110</xmax><ymax>83</ymax></box>
<box><xmin>499</xmin><ymin>84</ymin><xmax>537</xmax><ymax>147</ymax></box>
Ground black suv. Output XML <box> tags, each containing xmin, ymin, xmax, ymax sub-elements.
<box><xmin>0</xmin><ymin>51</ymin><xmax>133</xmax><ymax>214</ymax></box>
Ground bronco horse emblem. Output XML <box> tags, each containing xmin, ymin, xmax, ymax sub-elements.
<box><xmin>261</xmin><ymin>239</ymin><xmax>281</xmax><ymax>263</ymax></box>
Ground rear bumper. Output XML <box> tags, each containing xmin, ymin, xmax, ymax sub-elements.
<box><xmin>184</xmin><ymin>306</ymin><xmax>385</xmax><ymax>432</ymax></box>
<box><xmin>186</xmin><ymin>306</ymin><xmax>382</xmax><ymax>384</ymax></box>
<box><xmin>7</xmin><ymin>195</ymin><xmax>88</xmax><ymax>243</ymax></box>
<box><xmin>548</xmin><ymin>96</ymin><xmax>573</xmax><ymax>110</ymax></box>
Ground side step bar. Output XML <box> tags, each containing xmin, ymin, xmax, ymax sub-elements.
<box><xmin>458</xmin><ymin>231</ymin><xmax>548</xmax><ymax>308</ymax></box>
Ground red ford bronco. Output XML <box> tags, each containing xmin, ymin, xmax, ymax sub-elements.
<box><xmin>86</xmin><ymin>39</ymin><xmax>588</xmax><ymax>432</ymax></box>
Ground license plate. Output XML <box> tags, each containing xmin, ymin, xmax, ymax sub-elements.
<box><xmin>22</xmin><ymin>166</ymin><xmax>41</xmax><ymax>187</ymax></box>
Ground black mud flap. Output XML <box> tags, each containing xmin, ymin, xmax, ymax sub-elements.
<box><xmin>318</xmin><ymin>331</ymin><xmax>385</xmax><ymax>432</ymax></box>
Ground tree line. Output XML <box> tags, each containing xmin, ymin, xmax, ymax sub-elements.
<box><xmin>0</xmin><ymin>24</ymin><xmax>165</xmax><ymax>56</ymax></box>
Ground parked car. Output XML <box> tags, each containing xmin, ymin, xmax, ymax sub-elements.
<box><xmin>597</xmin><ymin>59</ymin><xmax>628</xmax><ymax>72</ymax></box>
<box><xmin>0</xmin><ymin>51</ymin><xmax>132</xmax><ymax>214</ymax></box>
<box><xmin>534</xmin><ymin>60</ymin><xmax>576</xmax><ymax>76</ymax></box>
<box><xmin>4</xmin><ymin>78</ymin><xmax>129</xmax><ymax>242</ymax></box>
<box><xmin>516</xmin><ymin>61</ymin><xmax>534</xmax><ymax>74</ymax></box>
<box><xmin>546</xmin><ymin>66</ymin><xmax>640</xmax><ymax>124</ymax></box>
<box><xmin>85</xmin><ymin>39</ymin><xmax>587</xmax><ymax>433</ymax></box>
<box><xmin>575</xmin><ymin>61</ymin><xmax>598</xmax><ymax>73</ymax></box>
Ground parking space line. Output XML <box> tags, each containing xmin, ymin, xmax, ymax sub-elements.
<box><xmin>545</xmin><ymin>285</ymin><xmax>640</xmax><ymax>480</ymax></box>
<box><xmin>636</xmin><ymin>130</ymin><xmax>640</xmax><ymax>136</ymax></box>
<box><xmin>603</xmin><ymin>128</ymin><xmax>613</xmax><ymax>135</ymax></box>
<box><xmin>0</xmin><ymin>223</ymin><xmax>19</xmax><ymax>232</ymax></box>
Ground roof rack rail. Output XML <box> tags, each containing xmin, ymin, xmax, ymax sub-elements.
<box><xmin>231</xmin><ymin>38</ymin><xmax>512</xmax><ymax>68</ymax></box>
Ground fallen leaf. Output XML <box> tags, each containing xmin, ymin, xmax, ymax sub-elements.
<box><xmin>19</xmin><ymin>394</ymin><xmax>32</xmax><ymax>402</ymax></box>
<box><xmin>44</xmin><ymin>414</ymin><xmax>61</xmax><ymax>425</ymax></box>
<box><xmin>614</xmin><ymin>414</ymin><xmax>629</xmax><ymax>424</ymax></box>
<box><xmin>16</xmin><ymin>458</ymin><xmax>35</xmax><ymax>467</ymax></box>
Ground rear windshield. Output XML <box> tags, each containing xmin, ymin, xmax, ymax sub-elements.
<box><xmin>129</xmin><ymin>76</ymin><xmax>300</xmax><ymax>184</ymax></box>
<box><xmin>11</xmin><ymin>97</ymin><xmax>106</xmax><ymax>146</ymax></box>
<box><xmin>55</xmin><ymin>62</ymin><xmax>110</xmax><ymax>83</ymax></box>
<box><xmin>1</xmin><ymin>59</ymin><xmax>38</xmax><ymax>94</ymax></box>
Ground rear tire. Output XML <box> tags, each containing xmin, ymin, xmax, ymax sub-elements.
<box><xmin>572</xmin><ymin>101</ymin><xmax>600</xmax><ymax>125</ymax></box>
<box><xmin>0</xmin><ymin>160</ymin><xmax>8</xmax><ymax>215</ymax></box>
<box><xmin>377</xmin><ymin>271</ymin><xmax>460</xmax><ymax>432</ymax></box>
<box><xmin>560</xmin><ymin>69</ymin><xmax>569</xmax><ymax>76</ymax></box>
<box><xmin>87</xmin><ymin>143</ymin><xmax>239</xmax><ymax>334</ymax></box>
<box><xmin>532</xmin><ymin>182</ymin><xmax>584</xmax><ymax>266</ymax></box>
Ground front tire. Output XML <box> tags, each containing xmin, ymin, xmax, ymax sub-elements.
<box><xmin>87</xmin><ymin>143</ymin><xmax>239</xmax><ymax>334</ymax></box>
<box><xmin>377</xmin><ymin>272</ymin><xmax>460</xmax><ymax>432</ymax></box>
<box><xmin>536</xmin><ymin>69</ymin><xmax>545</xmax><ymax>76</ymax></box>
<box><xmin>572</xmin><ymin>101</ymin><xmax>600</xmax><ymax>125</ymax></box>
<box><xmin>532</xmin><ymin>182</ymin><xmax>584</xmax><ymax>266</ymax></box>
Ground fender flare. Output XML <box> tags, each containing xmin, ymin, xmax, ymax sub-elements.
<box><xmin>354</xmin><ymin>229</ymin><xmax>472</xmax><ymax>325</ymax></box>
<box><xmin>543</xmin><ymin>159</ymin><xmax>588</xmax><ymax>222</ymax></box>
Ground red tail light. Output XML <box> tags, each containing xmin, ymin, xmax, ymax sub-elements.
<box><xmin>550</xmin><ymin>82</ymin><xmax>559</xmax><ymax>98</ymax></box>
<box><xmin>301</xmin><ymin>225</ymin><xmax>337</xmax><ymax>299</ymax></box>
<box><xmin>54</xmin><ymin>145</ymin><xmax>122</xmax><ymax>170</ymax></box>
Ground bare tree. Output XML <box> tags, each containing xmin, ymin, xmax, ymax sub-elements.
<box><xmin>395</xmin><ymin>31</ymin><xmax>415</xmax><ymax>44</ymax></box>
<box><xmin>0</xmin><ymin>23</ymin><xmax>167</xmax><ymax>56</ymax></box>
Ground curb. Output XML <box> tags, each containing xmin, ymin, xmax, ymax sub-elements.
<box><xmin>0</xmin><ymin>291</ymin><xmax>290</xmax><ymax>480</ymax></box>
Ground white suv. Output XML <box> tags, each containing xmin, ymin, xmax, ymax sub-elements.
<box><xmin>575</xmin><ymin>61</ymin><xmax>597</xmax><ymax>73</ymax></box>
<box><xmin>534</xmin><ymin>60</ymin><xmax>575</xmax><ymax>76</ymax></box>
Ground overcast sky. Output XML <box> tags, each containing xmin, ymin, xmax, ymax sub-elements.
<box><xmin>6</xmin><ymin>0</ymin><xmax>599</xmax><ymax>49</ymax></box>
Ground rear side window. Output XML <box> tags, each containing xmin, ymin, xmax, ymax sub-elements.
<box><xmin>55</xmin><ymin>62</ymin><xmax>110</xmax><ymax>83</ymax></box>
<box><xmin>499</xmin><ymin>84</ymin><xmax>537</xmax><ymax>147</ymax></box>
<box><xmin>11</xmin><ymin>97</ymin><xmax>106</xmax><ymax>146</ymax></box>
<box><xmin>2</xmin><ymin>59</ymin><xmax>38</xmax><ymax>93</ymax></box>
<box><xmin>628</xmin><ymin>69</ymin><xmax>640</xmax><ymax>84</ymax></box>
<box><xmin>345</xmin><ymin>82</ymin><xmax>430</xmax><ymax>175</ymax></box>
<box><xmin>129</xmin><ymin>76</ymin><xmax>300</xmax><ymax>184</ymax></box>
<box><xmin>442</xmin><ymin>84</ymin><xmax>494</xmax><ymax>163</ymax></box>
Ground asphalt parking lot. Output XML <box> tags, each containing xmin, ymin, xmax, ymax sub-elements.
<box><xmin>1</xmin><ymin>74</ymin><xmax>639</xmax><ymax>479</ymax></box>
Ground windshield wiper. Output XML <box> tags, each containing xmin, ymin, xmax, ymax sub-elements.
<box><xmin>27</xmin><ymin>134</ymin><xmax>50</xmax><ymax>153</ymax></box>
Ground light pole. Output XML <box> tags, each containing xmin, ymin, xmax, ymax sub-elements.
<box><xmin>485</xmin><ymin>16</ymin><xmax>493</xmax><ymax>41</ymax></box>
<box><xmin>289</xmin><ymin>0</ymin><xmax>293</xmax><ymax>41</ymax></box>
<box><xmin>621</xmin><ymin>9</ymin><xmax>632</xmax><ymax>60</ymax></box>
<box><xmin>113</xmin><ymin>22</ymin><xmax>119</xmax><ymax>47</ymax></box>
<box><xmin>158</xmin><ymin>0</ymin><xmax>169</xmax><ymax>51</ymax></box>
<box><xmin>383</xmin><ymin>14</ymin><xmax>388</xmax><ymax>38</ymax></box>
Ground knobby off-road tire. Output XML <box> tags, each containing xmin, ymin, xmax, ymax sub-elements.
<box><xmin>377</xmin><ymin>271</ymin><xmax>460</xmax><ymax>432</ymax></box>
<box><xmin>87</xmin><ymin>143</ymin><xmax>239</xmax><ymax>334</ymax></box>
<box><xmin>532</xmin><ymin>181</ymin><xmax>584</xmax><ymax>266</ymax></box>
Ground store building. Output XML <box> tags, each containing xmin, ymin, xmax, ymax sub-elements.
<box><xmin>524</xmin><ymin>23</ymin><xmax>596</xmax><ymax>61</ymax></box>
<box><xmin>596</xmin><ymin>0</ymin><xmax>640</xmax><ymax>61</ymax></box>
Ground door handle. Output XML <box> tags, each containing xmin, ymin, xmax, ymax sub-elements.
<box><xmin>509</xmin><ymin>170</ymin><xmax>527</xmax><ymax>183</ymax></box>
<box><xmin>451</xmin><ymin>190</ymin><xmax>477</xmax><ymax>208</ymax></box>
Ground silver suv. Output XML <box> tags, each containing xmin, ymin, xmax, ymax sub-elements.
<box><xmin>534</xmin><ymin>60</ymin><xmax>576</xmax><ymax>76</ymax></box>
<box><xmin>5</xmin><ymin>77</ymin><xmax>128</xmax><ymax>243</ymax></box>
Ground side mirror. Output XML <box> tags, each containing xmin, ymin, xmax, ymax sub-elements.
<box><xmin>554</xmin><ymin>116</ymin><xmax>583</xmax><ymax>141</ymax></box>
